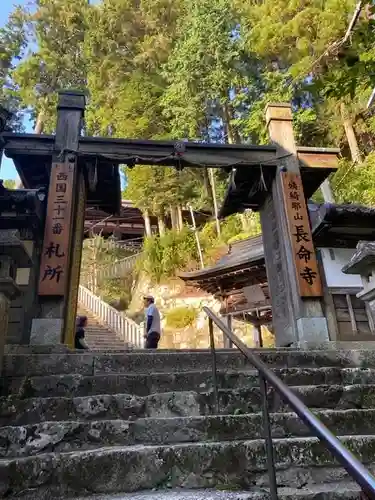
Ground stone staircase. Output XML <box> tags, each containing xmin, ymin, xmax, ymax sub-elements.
<box><xmin>76</xmin><ymin>306</ymin><xmax>132</xmax><ymax>350</ymax></box>
<box><xmin>1</xmin><ymin>346</ymin><xmax>375</xmax><ymax>498</ymax></box>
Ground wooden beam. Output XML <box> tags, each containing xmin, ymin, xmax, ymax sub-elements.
<box><xmin>297</xmin><ymin>150</ymin><xmax>339</xmax><ymax>170</ymax></box>
<box><xmin>3</xmin><ymin>132</ymin><xmax>277</xmax><ymax>167</ymax></box>
<box><xmin>3</xmin><ymin>132</ymin><xmax>338</xmax><ymax>170</ymax></box>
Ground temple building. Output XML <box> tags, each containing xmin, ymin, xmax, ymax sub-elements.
<box><xmin>84</xmin><ymin>200</ymin><xmax>209</xmax><ymax>243</ymax></box>
<box><xmin>180</xmin><ymin>203</ymin><xmax>375</xmax><ymax>345</ymax></box>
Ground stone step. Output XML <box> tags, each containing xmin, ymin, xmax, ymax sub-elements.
<box><xmin>2</xmin><ymin>385</ymin><xmax>375</xmax><ymax>426</ymax></box>
<box><xmin>0</xmin><ymin>435</ymin><xmax>374</xmax><ymax>497</ymax></box>
<box><xmin>2</xmin><ymin>410</ymin><xmax>375</xmax><ymax>458</ymax></box>
<box><xmin>87</xmin><ymin>340</ymin><xmax>130</xmax><ymax>344</ymax></box>
<box><xmin>88</xmin><ymin>349</ymin><xmax>132</xmax><ymax>352</ymax></box>
<box><xmin>76</xmin><ymin>307</ymin><xmax>131</xmax><ymax>351</ymax></box>
<box><xmin>0</xmin><ymin>392</ymin><xmax>196</xmax><ymax>426</ymax></box>
<box><xmin>4</xmin><ymin>349</ymin><xmax>375</xmax><ymax>378</ymax></box>
<box><xmin>212</xmin><ymin>384</ymin><xmax>375</xmax><ymax>415</ymax></box>
<box><xmin>5</xmin><ymin>367</ymin><xmax>375</xmax><ymax>398</ymax></box>
<box><xmin>4</xmin><ymin>344</ymin><xmax>72</xmax><ymax>355</ymax></box>
<box><xmin>85</xmin><ymin>330</ymin><xmax>122</xmax><ymax>335</ymax></box>
<box><xmin>86</xmin><ymin>344</ymin><xmax>130</xmax><ymax>348</ymax></box>
<box><xmin>84</xmin><ymin>334</ymin><xmax>128</xmax><ymax>338</ymax></box>
<box><xmin>88</xmin><ymin>348</ymin><xmax>132</xmax><ymax>352</ymax></box>
<box><xmin>7</xmin><ymin>484</ymin><xmax>366</xmax><ymax>500</ymax></box>
<box><xmin>86</xmin><ymin>342</ymin><xmax>131</xmax><ymax>348</ymax></box>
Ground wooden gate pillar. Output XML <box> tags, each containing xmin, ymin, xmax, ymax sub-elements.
<box><xmin>31</xmin><ymin>91</ymin><xmax>87</xmax><ymax>346</ymax></box>
<box><xmin>259</xmin><ymin>103</ymin><xmax>329</xmax><ymax>347</ymax></box>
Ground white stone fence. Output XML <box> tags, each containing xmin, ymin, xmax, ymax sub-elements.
<box><xmin>78</xmin><ymin>285</ymin><xmax>143</xmax><ymax>348</ymax></box>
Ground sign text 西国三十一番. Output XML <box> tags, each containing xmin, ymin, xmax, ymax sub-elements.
<box><xmin>38</xmin><ymin>163</ymin><xmax>75</xmax><ymax>296</ymax></box>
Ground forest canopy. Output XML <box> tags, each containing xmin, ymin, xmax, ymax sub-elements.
<box><xmin>2</xmin><ymin>0</ymin><xmax>375</xmax><ymax>215</ymax></box>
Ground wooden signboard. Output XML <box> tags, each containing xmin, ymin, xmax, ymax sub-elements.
<box><xmin>281</xmin><ymin>171</ymin><xmax>323</xmax><ymax>297</ymax></box>
<box><xmin>38</xmin><ymin>162</ymin><xmax>74</xmax><ymax>295</ymax></box>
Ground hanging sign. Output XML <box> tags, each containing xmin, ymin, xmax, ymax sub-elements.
<box><xmin>281</xmin><ymin>171</ymin><xmax>323</xmax><ymax>297</ymax></box>
<box><xmin>38</xmin><ymin>162</ymin><xmax>74</xmax><ymax>295</ymax></box>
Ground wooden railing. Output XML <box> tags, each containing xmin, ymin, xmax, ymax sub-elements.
<box><xmin>78</xmin><ymin>285</ymin><xmax>143</xmax><ymax>348</ymax></box>
<box><xmin>96</xmin><ymin>253</ymin><xmax>140</xmax><ymax>282</ymax></box>
<box><xmin>80</xmin><ymin>253</ymin><xmax>141</xmax><ymax>290</ymax></box>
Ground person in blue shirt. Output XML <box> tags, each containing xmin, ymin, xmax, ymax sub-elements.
<box><xmin>143</xmin><ymin>295</ymin><xmax>161</xmax><ymax>349</ymax></box>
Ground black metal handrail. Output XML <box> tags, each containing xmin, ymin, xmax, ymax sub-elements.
<box><xmin>203</xmin><ymin>306</ymin><xmax>375</xmax><ymax>500</ymax></box>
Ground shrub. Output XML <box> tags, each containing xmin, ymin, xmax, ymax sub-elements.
<box><xmin>138</xmin><ymin>212</ymin><xmax>263</xmax><ymax>282</ymax></box>
<box><xmin>100</xmin><ymin>277</ymin><xmax>133</xmax><ymax>310</ymax></box>
<box><xmin>220</xmin><ymin>214</ymin><xmax>243</xmax><ymax>243</ymax></box>
<box><xmin>165</xmin><ymin>306</ymin><xmax>197</xmax><ymax>329</ymax></box>
<box><xmin>139</xmin><ymin>228</ymin><xmax>197</xmax><ymax>282</ymax></box>
<box><xmin>332</xmin><ymin>155</ymin><xmax>375</xmax><ymax>205</ymax></box>
<box><xmin>200</xmin><ymin>214</ymin><xmax>242</xmax><ymax>246</ymax></box>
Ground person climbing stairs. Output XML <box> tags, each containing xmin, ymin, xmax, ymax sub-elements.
<box><xmin>76</xmin><ymin>305</ymin><xmax>132</xmax><ymax>351</ymax></box>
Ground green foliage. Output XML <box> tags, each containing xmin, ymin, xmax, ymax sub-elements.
<box><xmin>100</xmin><ymin>277</ymin><xmax>132</xmax><ymax>311</ymax></box>
<box><xmin>81</xmin><ymin>236</ymin><xmax>131</xmax><ymax>270</ymax></box>
<box><xmin>3</xmin><ymin>0</ymin><xmax>375</xmax><ymax>214</ymax></box>
<box><xmin>228</xmin><ymin>231</ymin><xmax>255</xmax><ymax>245</ymax></box>
<box><xmin>124</xmin><ymin>165</ymin><xmax>199</xmax><ymax>216</ymax></box>
<box><xmin>165</xmin><ymin>306</ymin><xmax>197</xmax><ymax>329</ymax></box>
<box><xmin>13</xmin><ymin>0</ymin><xmax>89</xmax><ymax>133</ymax></box>
<box><xmin>0</xmin><ymin>7</ymin><xmax>27</xmax><ymax>130</ymax></box>
<box><xmin>2</xmin><ymin>179</ymin><xmax>16</xmax><ymax>189</ymax></box>
<box><xmin>80</xmin><ymin>236</ymin><xmax>136</xmax><ymax>304</ymax></box>
<box><xmin>332</xmin><ymin>154</ymin><xmax>375</xmax><ymax>205</ymax></box>
<box><xmin>161</xmin><ymin>0</ymin><xmax>243</xmax><ymax>142</ymax></box>
<box><xmin>139</xmin><ymin>228</ymin><xmax>198</xmax><ymax>282</ymax></box>
<box><xmin>220</xmin><ymin>215</ymin><xmax>243</xmax><ymax>243</ymax></box>
<box><xmin>139</xmin><ymin>211</ymin><xmax>262</xmax><ymax>282</ymax></box>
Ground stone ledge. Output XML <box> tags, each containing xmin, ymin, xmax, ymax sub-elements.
<box><xmin>30</xmin><ymin>319</ymin><xmax>63</xmax><ymax>345</ymax></box>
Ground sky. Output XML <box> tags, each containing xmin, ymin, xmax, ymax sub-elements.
<box><xmin>1</xmin><ymin>0</ymin><xmax>32</xmax><ymax>181</ymax></box>
<box><xmin>0</xmin><ymin>0</ymin><xmax>102</xmax><ymax>183</ymax></box>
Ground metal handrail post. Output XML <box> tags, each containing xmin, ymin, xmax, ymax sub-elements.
<box><xmin>259</xmin><ymin>372</ymin><xmax>278</xmax><ymax>499</ymax></box>
<box><xmin>209</xmin><ymin>317</ymin><xmax>219</xmax><ymax>415</ymax></box>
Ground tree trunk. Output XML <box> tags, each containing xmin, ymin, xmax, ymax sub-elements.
<box><xmin>208</xmin><ymin>168</ymin><xmax>221</xmax><ymax>237</ymax></box>
<box><xmin>223</xmin><ymin>102</ymin><xmax>240</xmax><ymax>144</ymax></box>
<box><xmin>340</xmin><ymin>102</ymin><xmax>362</xmax><ymax>163</ymax></box>
<box><xmin>170</xmin><ymin>206</ymin><xmax>179</xmax><ymax>231</ymax></box>
<box><xmin>177</xmin><ymin>205</ymin><xmax>184</xmax><ymax>230</ymax></box>
<box><xmin>240</xmin><ymin>213</ymin><xmax>248</xmax><ymax>231</ymax></box>
<box><xmin>203</xmin><ymin>168</ymin><xmax>214</xmax><ymax>210</ymax></box>
<box><xmin>92</xmin><ymin>242</ymin><xmax>98</xmax><ymax>295</ymax></box>
<box><xmin>34</xmin><ymin>110</ymin><xmax>45</xmax><ymax>135</ymax></box>
<box><xmin>143</xmin><ymin>209</ymin><xmax>152</xmax><ymax>237</ymax></box>
<box><xmin>157</xmin><ymin>216</ymin><xmax>166</xmax><ymax>236</ymax></box>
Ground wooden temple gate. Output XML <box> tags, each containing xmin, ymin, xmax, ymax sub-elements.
<box><xmin>0</xmin><ymin>91</ymin><xmax>339</xmax><ymax>349</ymax></box>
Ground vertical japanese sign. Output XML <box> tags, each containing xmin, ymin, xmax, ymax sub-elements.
<box><xmin>281</xmin><ymin>171</ymin><xmax>323</xmax><ymax>297</ymax></box>
<box><xmin>38</xmin><ymin>162</ymin><xmax>74</xmax><ymax>295</ymax></box>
